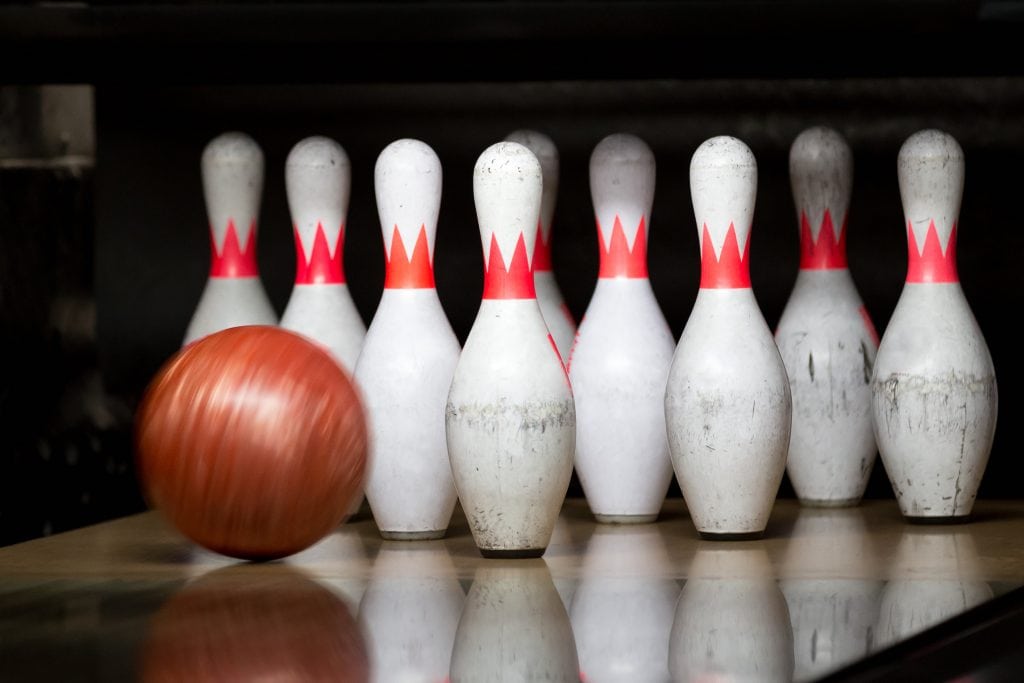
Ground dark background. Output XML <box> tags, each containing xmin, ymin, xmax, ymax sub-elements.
<box><xmin>2</xmin><ymin>1</ymin><xmax>1023</xmax><ymax>545</ymax></box>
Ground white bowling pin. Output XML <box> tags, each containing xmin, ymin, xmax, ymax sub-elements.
<box><xmin>445</xmin><ymin>141</ymin><xmax>576</xmax><ymax>558</ymax></box>
<box><xmin>279</xmin><ymin>136</ymin><xmax>366</xmax><ymax>373</ymax></box>
<box><xmin>357</xmin><ymin>543</ymin><xmax>465</xmax><ymax>682</ymax></box>
<box><xmin>355</xmin><ymin>139</ymin><xmax>461</xmax><ymax>540</ymax></box>
<box><xmin>183</xmin><ymin>131</ymin><xmax>277</xmax><ymax>345</ymax></box>
<box><xmin>569</xmin><ymin>133</ymin><xmax>676</xmax><ymax>525</ymax></box>
<box><xmin>449</xmin><ymin>560</ymin><xmax>580</xmax><ymax>682</ymax></box>
<box><xmin>665</xmin><ymin>135</ymin><xmax>792</xmax><ymax>539</ymax></box>
<box><xmin>871</xmin><ymin>129</ymin><xmax>998</xmax><ymax>520</ymax></box>
<box><xmin>569</xmin><ymin>523</ymin><xmax>679</xmax><ymax>682</ymax></box>
<box><xmin>669</xmin><ymin>547</ymin><xmax>794</xmax><ymax>683</ymax></box>
<box><xmin>504</xmin><ymin>129</ymin><xmax>577</xmax><ymax>362</ymax></box>
<box><xmin>776</xmin><ymin>126</ymin><xmax>880</xmax><ymax>507</ymax></box>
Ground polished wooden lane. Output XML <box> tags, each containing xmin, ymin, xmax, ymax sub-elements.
<box><xmin>2</xmin><ymin>498</ymin><xmax>1024</xmax><ymax>681</ymax></box>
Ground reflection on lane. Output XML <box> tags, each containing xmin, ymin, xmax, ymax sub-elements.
<box><xmin>450</xmin><ymin>559</ymin><xmax>580</xmax><ymax>682</ymax></box>
<box><xmin>670</xmin><ymin>546</ymin><xmax>794</xmax><ymax>683</ymax></box>
<box><xmin>874</xmin><ymin>526</ymin><xmax>994</xmax><ymax>650</ymax></box>
<box><xmin>780</xmin><ymin>507</ymin><xmax>884</xmax><ymax>682</ymax></box>
<box><xmin>357</xmin><ymin>542</ymin><xmax>464</xmax><ymax>683</ymax></box>
<box><xmin>138</xmin><ymin>565</ymin><xmax>369</xmax><ymax>682</ymax></box>
<box><xmin>570</xmin><ymin>522</ymin><xmax>679</xmax><ymax>682</ymax></box>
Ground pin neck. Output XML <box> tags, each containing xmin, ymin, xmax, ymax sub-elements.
<box><xmin>533</xmin><ymin>221</ymin><xmax>553</xmax><ymax>273</ymax></box>
<box><xmin>385</xmin><ymin>225</ymin><xmax>436</xmax><ymax>289</ymax></box>
<box><xmin>210</xmin><ymin>219</ymin><xmax>259</xmax><ymax>278</ymax></box>
<box><xmin>294</xmin><ymin>222</ymin><xmax>345</xmax><ymax>285</ymax></box>
<box><xmin>699</xmin><ymin>223</ymin><xmax>751</xmax><ymax>289</ymax></box>
<box><xmin>798</xmin><ymin>209</ymin><xmax>848</xmax><ymax>270</ymax></box>
<box><xmin>482</xmin><ymin>232</ymin><xmax>536</xmax><ymax>300</ymax></box>
<box><xmin>597</xmin><ymin>216</ymin><xmax>649</xmax><ymax>279</ymax></box>
<box><xmin>906</xmin><ymin>220</ymin><xmax>959</xmax><ymax>284</ymax></box>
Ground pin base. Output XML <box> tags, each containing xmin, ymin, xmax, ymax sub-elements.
<box><xmin>799</xmin><ymin>497</ymin><xmax>862</xmax><ymax>509</ymax></box>
<box><xmin>698</xmin><ymin>530</ymin><xmax>765</xmax><ymax>541</ymax></box>
<box><xmin>904</xmin><ymin>514</ymin><xmax>972</xmax><ymax>525</ymax></box>
<box><xmin>594</xmin><ymin>513</ymin><xmax>658</xmax><ymax>524</ymax></box>
<box><xmin>479</xmin><ymin>547</ymin><xmax>545</xmax><ymax>559</ymax></box>
<box><xmin>380</xmin><ymin>529</ymin><xmax>446</xmax><ymax>541</ymax></box>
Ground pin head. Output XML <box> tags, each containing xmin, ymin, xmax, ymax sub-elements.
<box><xmin>285</xmin><ymin>136</ymin><xmax>351</xmax><ymax>238</ymax></box>
<box><xmin>790</xmin><ymin>126</ymin><xmax>852</xmax><ymax>270</ymax></box>
<box><xmin>375</xmin><ymin>138</ymin><xmax>442</xmax><ymax>247</ymax></box>
<box><xmin>202</xmin><ymin>132</ymin><xmax>264</xmax><ymax>233</ymax></box>
<box><xmin>590</xmin><ymin>133</ymin><xmax>655</xmax><ymax>236</ymax></box>
<box><xmin>474</xmin><ymin>141</ymin><xmax>542</xmax><ymax>299</ymax></box>
<box><xmin>690</xmin><ymin>136</ymin><xmax>757</xmax><ymax>289</ymax></box>
<box><xmin>505</xmin><ymin>129</ymin><xmax>559</xmax><ymax>234</ymax></box>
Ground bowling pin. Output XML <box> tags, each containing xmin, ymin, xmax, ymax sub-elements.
<box><xmin>279</xmin><ymin>136</ymin><xmax>366</xmax><ymax>373</ymax></box>
<box><xmin>570</xmin><ymin>132</ymin><xmax>676</xmax><ymax>523</ymax></box>
<box><xmin>871</xmin><ymin>129</ymin><xmax>997</xmax><ymax>521</ymax></box>
<box><xmin>504</xmin><ymin>129</ymin><xmax>577</xmax><ymax>361</ymax></box>
<box><xmin>775</xmin><ymin>126</ymin><xmax>879</xmax><ymax>507</ymax></box>
<box><xmin>355</xmin><ymin>139</ymin><xmax>460</xmax><ymax>540</ymax></box>
<box><xmin>665</xmin><ymin>135</ymin><xmax>792</xmax><ymax>539</ymax></box>
<box><xmin>445</xmin><ymin>141</ymin><xmax>575</xmax><ymax>558</ymax></box>
<box><xmin>183</xmin><ymin>131</ymin><xmax>277</xmax><ymax>345</ymax></box>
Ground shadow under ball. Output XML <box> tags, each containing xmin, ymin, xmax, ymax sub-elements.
<box><xmin>134</xmin><ymin>325</ymin><xmax>368</xmax><ymax>561</ymax></box>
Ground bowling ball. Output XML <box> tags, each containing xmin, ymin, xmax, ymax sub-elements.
<box><xmin>139</xmin><ymin>566</ymin><xmax>369</xmax><ymax>682</ymax></box>
<box><xmin>134</xmin><ymin>325</ymin><xmax>368</xmax><ymax>560</ymax></box>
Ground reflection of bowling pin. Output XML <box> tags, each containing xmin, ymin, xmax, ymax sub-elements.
<box><xmin>871</xmin><ymin>129</ymin><xmax>997</xmax><ymax>521</ymax></box>
<box><xmin>665</xmin><ymin>135</ymin><xmax>791</xmax><ymax>539</ymax></box>
<box><xmin>285</xmin><ymin>527</ymin><xmax>370</xmax><ymax>609</ymax></box>
<box><xmin>183</xmin><ymin>131</ymin><xmax>277</xmax><ymax>345</ymax></box>
<box><xmin>570</xmin><ymin>523</ymin><xmax>679</xmax><ymax>682</ymax></box>
<box><xmin>357</xmin><ymin>543</ymin><xmax>464</xmax><ymax>682</ymax></box>
<box><xmin>874</xmin><ymin>527</ymin><xmax>993</xmax><ymax>649</ymax></box>
<box><xmin>570</xmin><ymin>133</ymin><xmax>675</xmax><ymax>524</ymax></box>
<box><xmin>669</xmin><ymin>546</ymin><xmax>794</xmax><ymax>683</ymax></box>
<box><xmin>775</xmin><ymin>126</ymin><xmax>879</xmax><ymax>507</ymax></box>
<box><xmin>356</xmin><ymin>139</ymin><xmax>460</xmax><ymax>540</ymax></box>
<box><xmin>780</xmin><ymin>507</ymin><xmax>883</xmax><ymax>681</ymax></box>
<box><xmin>445</xmin><ymin>141</ymin><xmax>575</xmax><ymax>558</ymax></box>
<box><xmin>279</xmin><ymin>136</ymin><xmax>366</xmax><ymax>373</ymax></box>
<box><xmin>504</xmin><ymin>129</ymin><xmax>576</xmax><ymax>362</ymax></box>
<box><xmin>450</xmin><ymin>560</ymin><xmax>579</xmax><ymax>682</ymax></box>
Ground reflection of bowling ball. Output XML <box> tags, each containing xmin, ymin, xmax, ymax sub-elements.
<box><xmin>139</xmin><ymin>566</ymin><xmax>369</xmax><ymax>682</ymax></box>
<box><xmin>135</xmin><ymin>325</ymin><xmax>368</xmax><ymax>560</ymax></box>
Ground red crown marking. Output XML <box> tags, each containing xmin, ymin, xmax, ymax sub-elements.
<box><xmin>800</xmin><ymin>209</ymin><xmax>848</xmax><ymax>270</ymax></box>
<box><xmin>482</xmin><ymin>232</ymin><xmax>536</xmax><ymax>300</ymax></box>
<box><xmin>906</xmin><ymin>220</ymin><xmax>958</xmax><ymax>283</ymax></box>
<box><xmin>598</xmin><ymin>216</ymin><xmax>649</xmax><ymax>278</ymax></box>
<box><xmin>385</xmin><ymin>225</ymin><xmax>435</xmax><ymax>289</ymax></box>
<box><xmin>293</xmin><ymin>222</ymin><xmax>345</xmax><ymax>285</ymax></box>
<box><xmin>859</xmin><ymin>305</ymin><xmax>880</xmax><ymax>346</ymax></box>
<box><xmin>209</xmin><ymin>219</ymin><xmax>258</xmax><ymax>278</ymax></box>
<box><xmin>533</xmin><ymin>220</ymin><xmax>553</xmax><ymax>273</ymax></box>
<box><xmin>699</xmin><ymin>223</ymin><xmax>751</xmax><ymax>289</ymax></box>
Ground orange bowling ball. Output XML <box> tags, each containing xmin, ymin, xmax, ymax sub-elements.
<box><xmin>134</xmin><ymin>325</ymin><xmax>368</xmax><ymax>560</ymax></box>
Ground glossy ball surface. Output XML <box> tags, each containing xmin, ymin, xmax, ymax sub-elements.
<box><xmin>135</xmin><ymin>325</ymin><xmax>368</xmax><ymax>560</ymax></box>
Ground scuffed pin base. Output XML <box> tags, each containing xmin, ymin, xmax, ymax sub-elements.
<box><xmin>904</xmin><ymin>514</ymin><xmax>972</xmax><ymax>525</ymax></box>
<box><xmin>479</xmin><ymin>547</ymin><xmax>546</xmax><ymax>559</ymax></box>
<box><xmin>594</xmin><ymin>513</ymin><xmax>659</xmax><ymax>524</ymax></box>
<box><xmin>379</xmin><ymin>530</ymin><xmax>447</xmax><ymax>541</ymax></box>
<box><xmin>698</xmin><ymin>530</ymin><xmax>766</xmax><ymax>541</ymax></box>
<box><xmin>799</xmin><ymin>497</ymin><xmax>863</xmax><ymax>509</ymax></box>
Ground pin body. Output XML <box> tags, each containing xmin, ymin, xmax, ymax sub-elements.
<box><xmin>446</xmin><ymin>141</ymin><xmax>575</xmax><ymax>558</ymax></box>
<box><xmin>356</xmin><ymin>139</ymin><xmax>460</xmax><ymax>540</ymax></box>
<box><xmin>279</xmin><ymin>136</ymin><xmax>365</xmax><ymax>373</ymax></box>
<box><xmin>184</xmin><ymin>131</ymin><xmax>277</xmax><ymax>345</ymax></box>
<box><xmin>775</xmin><ymin>127</ymin><xmax>879</xmax><ymax>507</ymax></box>
<box><xmin>665</xmin><ymin>135</ymin><xmax>791</xmax><ymax>539</ymax></box>
<box><xmin>871</xmin><ymin>129</ymin><xmax>997</xmax><ymax>520</ymax></box>
<box><xmin>505</xmin><ymin>129</ymin><xmax>577</xmax><ymax>362</ymax></box>
<box><xmin>570</xmin><ymin>133</ymin><xmax>675</xmax><ymax>523</ymax></box>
